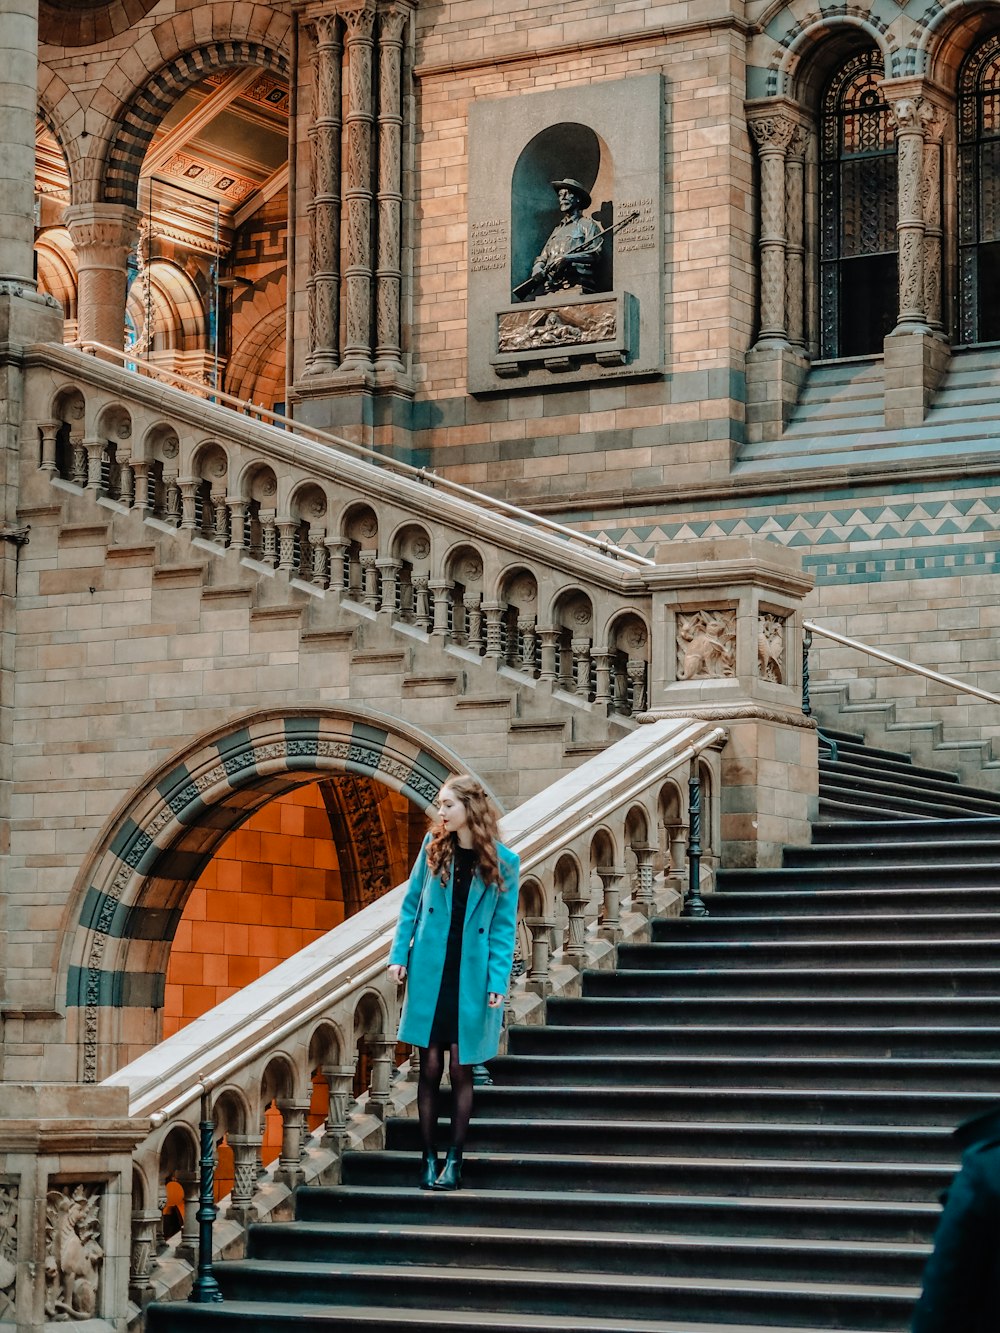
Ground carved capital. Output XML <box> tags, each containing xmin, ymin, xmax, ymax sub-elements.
<box><xmin>337</xmin><ymin>0</ymin><xmax>376</xmax><ymax>37</ymax></box>
<box><xmin>748</xmin><ymin>113</ymin><xmax>796</xmax><ymax>154</ymax></box>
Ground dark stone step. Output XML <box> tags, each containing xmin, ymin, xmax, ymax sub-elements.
<box><xmin>383</xmin><ymin>1115</ymin><xmax>954</xmax><ymax>1165</ymax></box>
<box><xmin>820</xmin><ymin>757</ymin><xmax>998</xmax><ymax>808</ymax></box>
<box><xmin>713</xmin><ymin>862</ymin><xmax>1000</xmax><ymax>890</ymax></box>
<box><xmin>619</xmin><ymin>938</ymin><xmax>1000</xmax><ymax>970</ymax></box>
<box><xmin>247</xmin><ymin>1219</ymin><xmax>929</xmax><ymax>1288</ymax></box>
<box><xmin>487</xmin><ymin>1052</ymin><xmax>1000</xmax><ymax>1092</ymax></box>
<box><xmin>296</xmin><ymin>1183</ymin><xmax>939</xmax><ymax>1245</ymax></box>
<box><xmin>707</xmin><ymin>886</ymin><xmax>1000</xmax><ymax>913</ymax></box>
<box><xmin>651</xmin><ymin>912</ymin><xmax>1000</xmax><ymax>942</ymax></box>
<box><xmin>508</xmin><ymin>1021</ymin><xmax>1000</xmax><ymax>1060</ymax></box>
<box><xmin>208</xmin><ymin>1256</ymin><xmax>918</xmax><ymax>1331</ymax></box>
<box><xmin>778</xmin><ymin>840</ymin><xmax>1000</xmax><ymax>869</ymax></box>
<box><xmin>461</xmin><ymin>1083</ymin><xmax>995</xmax><ymax>1128</ymax></box>
<box><xmin>579</xmin><ymin>967</ymin><xmax>1000</xmax><ymax>1001</ymax></box>
<box><xmin>145</xmin><ymin>1302</ymin><xmax>898</xmax><ymax>1333</ymax></box>
<box><xmin>810</xmin><ymin>817</ymin><xmax>1000</xmax><ymax>845</ymax></box>
<box><xmin>818</xmin><ymin>778</ymin><xmax>1000</xmax><ymax>820</ymax></box>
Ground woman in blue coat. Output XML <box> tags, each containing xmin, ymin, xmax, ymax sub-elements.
<box><xmin>388</xmin><ymin>775</ymin><xmax>519</xmax><ymax>1191</ymax></box>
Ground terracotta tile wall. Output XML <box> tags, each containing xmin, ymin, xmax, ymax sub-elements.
<box><xmin>163</xmin><ymin>783</ymin><xmax>347</xmax><ymax>1037</ymax></box>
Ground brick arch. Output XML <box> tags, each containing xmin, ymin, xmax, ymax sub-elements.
<box><xmin>764</xmin><ymin>11</ymin><xmax>893</xmax><ymax>97</ymax></box>
<box><xmin>65</xmin><ymin>707</ymin><xmax>461</xmax><ymax>1082</ymax></box>
<box><xmin>101</xmin><ymin>40</ymin><xmax>290</xmax><ymax>206</ymax></box>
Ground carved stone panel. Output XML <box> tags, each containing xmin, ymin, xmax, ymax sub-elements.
<box><xmin>758</xmin><ymin>612</ymin><xmax>786</xmax><ymax>683</ymax></box>
<box><xmin>0</xmin><ymin>1184</ymin><xmax>16</xmax><ymax>1321</ymax></box>
<box><xmin>676</xmin><ymin>609</ymin><xmax>737</xmax><ymax>681</ymax></box>
<box><xmin>45</xmin><ymin>1184</ymin><xmax>103</xmax><ymax>1321</ymax></box>
<box><xmin>467</xmin><ymin>75</ymin><xmax>663</xmax><ymax>393</ymax></box>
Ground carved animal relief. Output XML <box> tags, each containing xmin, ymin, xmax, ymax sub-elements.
<box><xmin>45</xmin><ymin>1185</ymin><xmax>103</xmax><ymax>1321</ymax></box>
<box><xmin>676</xmin><ymin>610</ymin><xmax>737</xmax><ymax>680</ymax></box>
<box><xmin>0</xmin><ymin>1184</ymin><xmax>16</xmax><ymax>1320</ymax></box>
<box><xmin>758</xmin><ymin>613</ymin><xmax>786</xmax><ymax>683</ymax></box>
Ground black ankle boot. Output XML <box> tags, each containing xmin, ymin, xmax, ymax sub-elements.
<box><xmin>419</xmin><ymin>1151</ymin><xmax>439</xmax><ymax>1190</ymax></box>
<box><xmin>433</xmin><ymin>1147</ymin><xmax>463</xmax><ymax>1191</ymax></box>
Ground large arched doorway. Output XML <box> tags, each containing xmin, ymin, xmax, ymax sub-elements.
<box><xmin>63</xmin><ymin>709</ymin><xmax>460</xmax><ymax>1081</ymax></box>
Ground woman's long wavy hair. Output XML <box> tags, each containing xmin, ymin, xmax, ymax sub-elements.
<box><xmin>426</xmin><ymin>775</ymin><xmax>502</xmax><ymax>889</ymax></box>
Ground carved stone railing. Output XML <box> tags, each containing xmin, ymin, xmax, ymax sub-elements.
<box><xmin>23</xmin><ymin>341</ymin><xmax>654</xmax><ymax>718</ymax></box>
<box><xmin>100</xmin><ymin>716</ymin><xmax>725</xmax><ymax>1314</ymax></box>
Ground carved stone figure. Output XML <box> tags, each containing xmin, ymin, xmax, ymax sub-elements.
<box><xmin>676</xmin><ymin>610</ymin><xmax>737</xmax><ymax>680</ymax></box>
<box><xmin>524</xmin><ymin>179</ymin><xmax>603</xmax><ymax>297</ymax></box>
<box><xmin>0</xmin><ymin>1184</ymin><xmax>16</xmax><ymax>1319</ymax></box>
<box><xmin>45</xmin><ymin>1185</ymin><xmax>103</xmax><ymax>1321</ymax></box>
<box><xmin>758</xmin><ymin>613</ymin><xmax>786</xmax><ymax>683</ymax></box>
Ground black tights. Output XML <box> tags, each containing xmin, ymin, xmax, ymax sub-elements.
<box><xmin>417</xmin><ymin>1043</ymin><xmax>474</xmax><ymax>1153</ymax></box>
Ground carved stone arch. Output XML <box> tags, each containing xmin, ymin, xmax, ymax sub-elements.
<box><xmin>553</xmin><ymin>850</ymin><xmax>583</xmax><ymax>899</ymax></box>
<box><xmin>260</xmin><ymin>1052</ymin><xmax>299</xmax><ymax>1111</ymax></box>
<box><xmin>589</xmin><ymin>826</ymin><xmax>618</xmax><ymax>870</ymax></box>
<box><xmin>99</xmin><ymin>38</ymin><xmax>291</xmax><ymax>207</ymax></box>
<box><xmin>289</xmin><ymin>480</ymin><xmax>330</xmax><ymax>524</ymax></box>
<box><xmin>918</xmin><ymin>0</ymin><xmax>1000</xmax><ymax>84</ymax></box>
<box><xmin>36</xmin><ymin>74</ymin><xmax>85</xmax><ymax>203</ymax></box>
<box><xmin>549</xmin><ymin>583</ymin><xmax>595</xmax><ymax>629</ymax></box>
<box><xmin>308</xmin><ymin>1020</ymin><xmax>347</xmax><ymax>1070</ymax></box>
<box><xmin>34</xmin><ymin>227</ymin><xmax>78</xmax><ymax>321</ymax></box>
<box><xmin>342</xmin><ymin>502</ymin><xmax>380</xmax><ymax>546</ymax></box>
<box><xmin>624</xmin><ymin>801</ymin><xmax>652</xmax><ymax>848</ymax></box>
<box><xmin>354</xmin><ymin>989</ymin><xmax>389</xmax><ymax>1037</ymax></box>
<box><xmin>517</xmin><ymin>875</ymin><xmax>546</xmax><ymax>920</ymax></box>
<box><xmin>95</xmin><ymin>402</ymin><xmax>133</xmax><ymax>443</ymax></box>
<box><xmin>225</xmin><ymin>305</ymin><xmax>286</xmax><ymax>409</ymax></box>
<box><xmin>497</xmin><ymin>564</ymin><xmax>539</xmax><ymax>609</ymax></box>
<box><xmin>443</xmin><ymin>541</ymin><xmax>486</xmax><ymax>588</ymax></box>
<box><xmin>191</xmin><ymin>440</ymin><xmax>230</xmax><ymax>485</ymax></box>
<box><xmin>157</xmin><ymin>1121</ymin><xmax>199</xmax><ymax>1179</ymax></box>
<box><xmin>318</xmin><ymin>773</ymin><xmax>415</xmax><ymax>917</ymax></box>
<box><xmin>604</xmin><ymin>608</ymin><xmax>650</xmax><ymax>653</ymax></box>
<box><xmin>126</xmin><ymin>259</ymin><xmax>207</xmax><ymax>355</ymax></box>
<box><xmin>212</xmin><ymin>1086</ymin><xmax>253</xmax><ymax>1138</ymax></box>
<box><xmin>388</xmin><ymin>521</ymin><xmax>433</xmax><ymax>567</ymax></box>
<box><xmin>766</xmin><ymin>13</ymin><xmax>894</xmax><ymax>99</ymax></box>
<box><xmin>236</xmin><ymin>460</ymin><xmax>279</xmax><ymax>505</ymax></box>
<box><xmin>62</xmin><ymin>706</ymin><xmax>462</xmax><ymax>1081</ymax></box>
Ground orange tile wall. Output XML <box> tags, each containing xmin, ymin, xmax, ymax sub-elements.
<box><xmin>162</xmin><ymin>782</ymin><xmax>348</xmax><ymax>1037</ymax></box>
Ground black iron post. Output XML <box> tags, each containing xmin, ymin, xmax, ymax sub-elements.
<box><xmin>189</xmin><ymin>1090</ymin><xmax>223</xmax><ymax>1304</ymax></box>
<box><xmin>802</xmin><ymin>627</ymin><xmax>839</xmax><ymax>760</ymax></box>
<box><xmin>681</xmin><ymin>758</ymin><xmax>709</xmax><ymax>918</ymax></box>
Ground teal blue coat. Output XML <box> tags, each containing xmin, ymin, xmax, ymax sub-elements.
<box><xmin>389</xmin><ymin>835</ymin><xmax>520</xmax><ymax>1064</ymax></box>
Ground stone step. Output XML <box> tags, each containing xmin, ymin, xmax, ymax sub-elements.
<box><xmin>578</xmin><ymin>966</ymin><xmax>1000</xmax><ymax>1000</ymax></box>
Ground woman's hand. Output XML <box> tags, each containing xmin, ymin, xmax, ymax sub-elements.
<box><xmin>487</xmin><ymin>992</ymin><xmax>503</xmax><ymax>1008</ymax></box>
<box><xmin>387</xmin><ymin>964</ymin><xmax>407</xmax><ymax>985</ymax></box>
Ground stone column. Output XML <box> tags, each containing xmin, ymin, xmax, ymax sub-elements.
<box><xmin>596</xmin><ymin>866</ymin><xmax>625</xmax><ymax>942</ymax></box>
<box><xmin>430</xmin><ymin>579</ymin><xmax>454</xmax><ymax>636</ymax></box>
<box><xmin>374</xmin><ymin>2</ymin><xmax>410</xmax><ymax>375</ymax></box>
<box><xmin>785</xmin><ymin>126</ymin><xmax>809</xmax><ymax>350</ymax></box>
<box><xmin>129</xmin><ymin>1209</ymin><xmax>161</xmax><ymax>1307</ymax></box>
<box><xmin>631</xmin><ymin>844</ymin><xmax>656</xmax><ymax>917</ymax></box>
<box><xmin>0</xmin><ymin>0</ymin><xmax>40</xmax><ymax>288</ymax></box>
<box><xmin>274</xmin><ymin>1099</ymin><xmax>311</xmax><ymax>1188</ymax></box>
<box><xmin>364</xmin><ymin>1037</ymin><xmax>396</xmax><ymax>1119</ymax></box>
<box><xmin>889</xmin><ymin>96</ymin><xmax>933</xmax><ymax>332</ymax></box>
<box><xmin>561</xmin><ymin>890</ymin><xmax>589</xmax><ymax>966</ymax></box>
<box><xmin>64</xmin><ymin>204</ymin><xmax>142</xmax><ymax>352</ymax></box>
<box><xmin>338</xmin><ymin>0</ymin><xmax>377</xmax><ymax>373</ymax></box>
<box><xmin>173</xmin><ymin>1170</ymin><xmax>200</xmax><ymax>1264</ymax></box>
<box><xmin>525</xmin><ymin>917</ymin><xmax>555</xmax><ymax>997</ymax></box>
<box><xmin>320</xmin><ymin>1064</ymin><xmax>357</xmax><ymax>1152</ymax></box>
<box><xmin>303</xmin><ymin>7</ymin><xmax>343</xmax><ymax>375</ymax></box>
<box><xmin>225</xmin><ymin>1134</ymin><xmax>262</xmax><ymax>1226</ymax></box>
<box><xmin>748</xmin><ymin>111</ymin><xmax>796</xmax><ymax>346</ymax></box>
<box><xmin>881</xmin><ymin>80</ymin><xmax>950</xmax><ymax>429</ymax></box>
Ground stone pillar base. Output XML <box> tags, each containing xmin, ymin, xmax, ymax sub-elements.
<box><xmin>0</xmin><ymin>284</ymin><xmax>64</xmax><ymax>350</ymax></box>
<box><xmin>719</xmin><ymin>714</ymin><xmax>818</xmax><ymax>868</ymax></box>
<box><xmin>883</xmin><ymin>330</ymin><xmax>950</xmax><ymax>429</ymax></box>
<box><xmin>745</xmin><ymin>343</ymin><xmax>810</xmax><ymax>444</ymax></box>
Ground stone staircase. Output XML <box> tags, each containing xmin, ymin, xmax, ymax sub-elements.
<box><xmin>145</xmin><ymin>732</ymin><xmax>1000</xmax><ymax>1333</ymax></box>
<box><xmin>734</xmin><ymin>346</ymin><xmax>1000</xmax><ymax>474</ymax></box>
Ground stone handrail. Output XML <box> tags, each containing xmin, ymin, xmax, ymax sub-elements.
<box><xmin>805</xmin><ymin>619</ymin><xmax>1000</xmax><ymax>708</ymax></box>
<box><xmin>71</xmin><ymin>340</ymin><xmax>652</xmax><ymax>569</ymax></box>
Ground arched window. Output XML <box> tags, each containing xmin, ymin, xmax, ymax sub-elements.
<box><xmin>959</xmin><ymin>33</ymin><xmax>1000</xmax><ymax>344</ymax></box>
<box><xmin>820</xmin><ymin>48</ymin><xmax>897</xmax><ymax>358</ymax></box>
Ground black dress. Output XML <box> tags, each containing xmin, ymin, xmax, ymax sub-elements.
<box><xmin>428</xmin><ymin>846</ymin><xmax>477</xmax><ymax>1046</ymax></box>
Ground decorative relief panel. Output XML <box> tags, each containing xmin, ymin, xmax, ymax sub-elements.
<box><xmin>758</xmin><ymin>613</ymin><xmax>786</xmax><ymax>683</ymax></box>
<box><xmin>0</xmin><ymin>1184</ymin><xmax>16</xmax><ymax>1321</ymax></box>
<box><xmin>45</xmin><ymin>1185</ymin><xmax>103</xmax><ymax>1321</ymax></box>
<box><xmin>676</xmin><ymin>610</ymin><xmax>737</xmax><ymax>680</ymax></box>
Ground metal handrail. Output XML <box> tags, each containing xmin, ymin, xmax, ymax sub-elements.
<box><xmin>804</xmin><ymin>619</ymin><xmax>1000</xmax><ymax>707</ymax></box>
<box><xmin>72</xmin><ymin>340</ymin><xmax>654</xmax><ymax>568</ymax></box>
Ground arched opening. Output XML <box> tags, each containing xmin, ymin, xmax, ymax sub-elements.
<box><xmin>819</xmin><ymin>47</ymin><xmax>898</xmax><ymax>357</ymax></box>
<box><xmin>958</xmin><ymin>30</ymin><xmax>1000</xmax><ymax>344</ymax></box>
<box><xmin>64</xmin><ymin>709</ymin><xmax>459</xmax><ymax>1081</ymax></box>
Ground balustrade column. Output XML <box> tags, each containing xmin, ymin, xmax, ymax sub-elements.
<box><xmin>39</xmin><ymin>421</ymin><xmax>60</xmax><ymax>474</ymax></box>
<box><xmin>64</xmin><ymin>203</ymin><xmax>142</xmax><ymax>351</ymax></box>
<box><xmin>748</xmin><ymin>112</ymin><xmax>796</xmax><ymax>345</ymax></box>
<box><xmin>631</xmin><ymin>844</ymin><xmax>656</xmax><ymax>917</ymax></box>
<box><xmin>338</xmin><ymin>0</ymin><xmax>377</xmax><ymax>372</ymax></box>
<box><xmin>785</xmin><ymin>126</ymin><xmax>809</xmax><ymax>350</ymax></box>
<box><xmin>119</xmin><ymin>456</ymin><xmax>135</xmax><ymax>508</ymax></box>
<box><xmin>132</xmin><ymin>460</ymin><xmax>151</xmax><ymax>512</ymax></box>
<box><xmin>226</xmin><ymin>1133</ymin><xmax>262</xmax><ymax>1225</ymax></box>
<box><xmin>211</xmin><ymin>491</ymin><xmax>228</xmax><ymax>544</ymax></box>
<box><xmin>277</xmin><ymin>520</ymin><xmax>298</xmax><ymax>571</ymax></box>
<box><xmin>320</xmin><ymin>1063</ymin><xmax>357</xmax><ymax>1151</ymax></box>
<box><xmin>274</xmin><ymin>1098</ymin><xmax>311</xmax><ymax>1188</ymax></box>
<box><xmin>228</xmin><ymin>498</ymin><xmax>248</xmax><ymax>551</ymax></box>
<box><xmin>364</xmin><ymin>1037</ymin><xmax>397</xmax><ymax>1118</ymax></box>
<box><xmin>174</xmin><ymin>1170</ymin><xmax>200</xmax><ymax>1264</ymax></box>
<box><xmin>627</xmin><ymin>657</ymin><xmax>647</xmax><ymax>713</ymax></box>
<box><xmin>325</xmin><ymin>536</ymin><xmax>349</xmax><ymax>591</ymax></box>
<box><xmin>538</xmin><ymin>628</ymin><xmax>559</xmax><ymax>683</ymax></box>
<box><xmin>889</xmin><ymin>95</ymin><xmax>936</xmax><ymax>331</ymax></box>
<box><xmin>561</xmin><ymin>891</ymin><xmax>589</xmax><ymax>966</ymax></box>
<box><xmin>303</xmin><ymin>8</ymin><xmax>343</xmax><ymax>374</ymax></box>
<box><xmin>597</xmin><ymin>866</ymin><xmax>625</xmax><ymax>942</ymax></box>
<box><xmin>412</xmin><ymin>573</ymin><xmax>431</xmax><ymax>630</ymax></box>
<box><xmin>525</xmin><ymin>917</ymin><xmax>555</xmax><ymax>996</ymax></box>
<box><xmin>83</xmin><ymin>439</ymin><xmax>105</xmax><ymax>491</ymax></box>
<box><xmin>669</xmin><ymin>824</ymin><xmax>688</xmax><ymax>881</ymax></box>
<box><xmin>482</xmin><ymin>600</ymin><xmax>504</xmax><ymax>660</ymax></box>
<box><xmin>376</xmin><ymin>556</ymin><xmax>401</xmax><ymax>614</ymax></box>
<box><xmin>466</xmin><ymin>597</ymin><xmax>484</xmax><ymax>653</ymax></box>
<box><xmin>309</xmin><ymin>528</ymin><xmax>329</xmax><ymax>586</ymax></box>
<box><xmin>518</xmin><ymin>616</ymin><xmax>538</xmax><ymax>672</ymax></box>
<box><xmin>593</xmin><ymin>650</ymin><xmax>613</xmax><ymax>708</ymax></box>
<box><xmin>260</xmin><ymin>512</ymin><xmax>278</xmax><ymax>564</ymax></box>
<box><xmin>360</xmin><ymin>550</ymin><xmax>380</xmax><ymax>608</ymax></box>
<box><xmin>430</xmin><ymin>579</ymin><xmax>454</xmax><ymax>636</ymax></box>
<box><xmin>571</xmin><ymin>636</ymin><xmax>592</xmax><ymax>695</ymax></box>
<box><xmin>178</xmin><ymin>479</ymin><xmax>199</xmax><ymax>532</ymax></box>
<box><xmin>129</xmin><ymin>1208</ymin><xmax>161</xmax><ymax>1307</ymax></box>
<box><xmin>374</xmin><ymin>2</ymin><xmax>410</xmax><ymax>374</ymax></box>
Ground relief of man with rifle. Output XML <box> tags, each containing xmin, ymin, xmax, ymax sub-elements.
<box><xmin>513</xmin><ymin>179</ymin><xmax>640</xmax><ymax>302</ymax></box>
